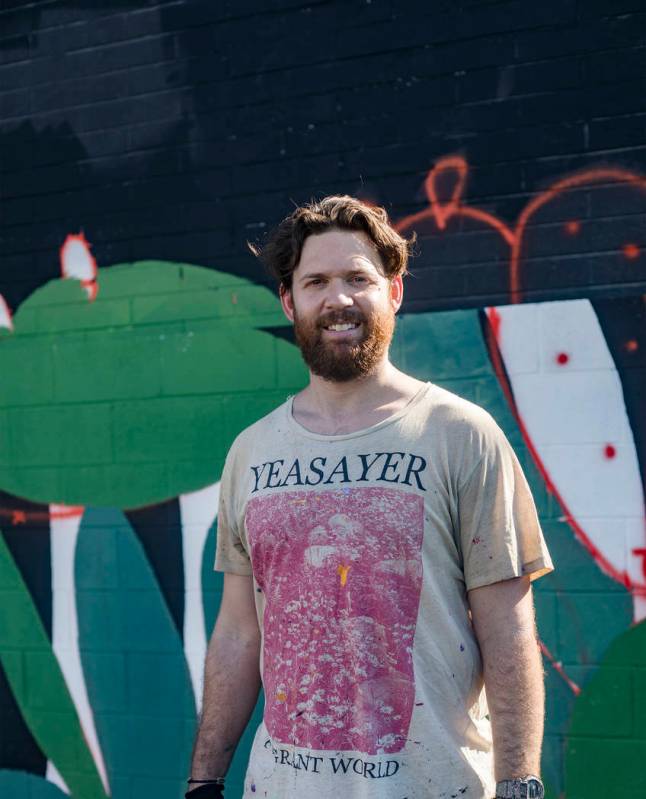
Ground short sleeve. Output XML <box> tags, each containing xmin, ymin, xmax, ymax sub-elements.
<box><xmin>457</xmin><ymin>419</ymin><xmax>553</xmax><ymax>591</ymax></box>
<box><xmin>214</xmin><ymin>443</ymin><xmax>253</xmax><ymax>576</ymax></box>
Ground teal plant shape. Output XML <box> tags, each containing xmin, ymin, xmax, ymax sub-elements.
<box><xmin>0</xmin><ymin>530</ymin><xmax>108</xmax><ymax>799</ymax></box>
<box><xmin>75</xmin><ymin>506</ymin><xmax>197</xmax><ymax>798</ymax></box>
<box><xmin>0</xmin><ymin>771</ymin><xmax>72</xmax><ymax>798</ymax></box>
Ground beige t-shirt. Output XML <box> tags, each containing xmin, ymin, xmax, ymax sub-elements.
<box><xmin>215</xmin><ymin>382</ymin><xmax>553</xmax><ymax>799</ymax></box>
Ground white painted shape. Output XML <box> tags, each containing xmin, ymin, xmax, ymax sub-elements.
<box><xmin>46</xmin><ymin>761</ymin><xmax>70</xmax><ymax>794</ymax></box>
<box><xmin>509</xmin><ymin>372</ymin><xmax>628</xmax><ymax>445</ymax></box>
<box><xmin>633</xmin><ymin>594</ymin><xmax>646</xmax><ymax>624</ymax></box>
<box><xmin>490</xmin><ymin>303</ymin><xmax>540</xmax><ymax>374</ymax></box>
<box><xmin>493</xmin><ymin>300</ymin><xmax>646</xmax><ymax>619</ymax></box>
<box><xmin>61</xmin><ymin>238</ymin><xmax>94</xmax><ymax>281</ymax></box>
<box><xmin>0</xmin><ymin>294</ymin><xmax>13</xmax><ymax>330</ymax></box>
<box><xmin>538</xmin><ymin>300</ymin><xmax>615</xmax><ymax>372</ymax></box>
<box><xmin>180</xmin><ymin>481</ymin><xmax>220</xmax><ymax>710</ymax></box>
<box><xmin>538</xmin><ymin>443</ymin><xmax>643</xmax><ymax>518</ymax></box>
<box><xmin>576</xmin><ymin>518</ymin><xmax>627</xmax><ymax>574</ymax></box>
<box><xmin>50</xmin><ymin>507</ymin><xmax>110</xmax><ymax>796</ymax></box>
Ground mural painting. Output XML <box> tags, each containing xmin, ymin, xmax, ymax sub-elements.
<box><xmin>1</xmin><ymin>156</ymin><xmax>645</xmax><ymax>798</ymax></box>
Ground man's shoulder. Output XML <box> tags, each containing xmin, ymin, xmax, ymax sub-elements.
<box><xmin>226</xmin><ymin>398</ymin><xmax>290</xmax><ymax>458</ymax></box>
<box><xmin>422</xmin><ymin>382</ymin><xmax>499</xmax><ymax>435</ymax></box>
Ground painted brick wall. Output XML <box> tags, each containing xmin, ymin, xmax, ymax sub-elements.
<box><xmin>1</xmin><ymin>2</ymin><xmax>644</xmax><ymax>798</ymax></box>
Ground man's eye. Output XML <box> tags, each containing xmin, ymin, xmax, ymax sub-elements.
<box><xmin>351</xmin><ymin>276</ymin><xmax>367</xmax><ymax>283</ymax></box>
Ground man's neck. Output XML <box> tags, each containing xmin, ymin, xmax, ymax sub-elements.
<box><xmin>292</xmin><ymin>360</ymin><xmax>426</xmax><ymax>436</ymax></box>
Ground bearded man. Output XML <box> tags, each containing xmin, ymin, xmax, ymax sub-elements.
<box><xmin>186</xmin><ymin>196</ymin><xmax>552</xmax><ymax>799</ymax></box>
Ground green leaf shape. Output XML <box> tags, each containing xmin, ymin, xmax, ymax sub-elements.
<box><xmin>0</xmin><ymin>532</ymin><xmax>108</xmax><ymax>799</ymax></box>
<box><xmin>0</xmin><ymin>261</ymin><xmax>307</xmax><ymax>508</ymax></box>
<box><xmin>392</xmin><ymin>310</ymin><xmax>633</xmax><ymax>795</ymax></box>
<box><xmin>0</xmin><ymin>771</ymin><xmax>70</xmax><ymax>798</ymax></box>
<box><xmin>565</xmin><ymin>619</ymin><xmax>646</xmax><ymax>797</ymax></box>
<box><xmin>76</xmin><ymin>506</ymin><xmax>196</xmax><ymax>799</ymax></box>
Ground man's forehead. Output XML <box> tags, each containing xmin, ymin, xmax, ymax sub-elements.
<box><xmin>297</xmin><ymin>229</ymin><xmax>383</xmax><ymax>272</ymax></box>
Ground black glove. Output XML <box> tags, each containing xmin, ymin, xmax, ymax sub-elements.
<box><xmin>185</xmin><ymin>780</ymin><xmax>225</xmax><ymax>798</ymax></box>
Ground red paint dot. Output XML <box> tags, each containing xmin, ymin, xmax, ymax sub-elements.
<box><xmin>624</xmin><ymin>339</ymin><xmax>639</xmax><ymax>353</ymax></box>
<box><xmin>564</xmin><ymin>220</ymin><xmax>581</xmax><ymax>236</ymax></box>
<box><xmin>604</xmin><ymin>444</ymin><xmax>616</xmax><ymax>459</ymax></box>
<box><xmin>622</xmin><ymin>243</ymin><xmax>640</xmax><ymax>260</ymax></box>
<box><xmin>556</xmin><ymin>352</ymin><xmax>570</xmax><ymax>365</ymax></box>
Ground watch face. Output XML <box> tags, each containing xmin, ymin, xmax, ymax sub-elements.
<box><xmin>527</xmin><ymin>778</ymin><xmax>544</xmax><ymax>798</ymax></box>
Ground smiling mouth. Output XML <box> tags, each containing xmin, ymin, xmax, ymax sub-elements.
<box><xmin>324</xmin><ymin>322</ymin><xmax>360</xmax><ymax>332</ymax></box>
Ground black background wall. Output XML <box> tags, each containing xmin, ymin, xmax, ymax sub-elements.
<box><xmin>1</xmin><ymin>0</ymin><xmax>645</xmax><ymax>314</ymax></box>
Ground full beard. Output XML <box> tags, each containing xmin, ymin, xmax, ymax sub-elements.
<box><xmin>293</xmin><ymin>306</ymin><xmax>395</xmax><ymax>382</ymax></box>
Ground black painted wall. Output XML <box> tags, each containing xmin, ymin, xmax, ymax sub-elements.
<box><xmin>1</xmin><ymin>0</ymin><xmax>645</xmax><ymax>314</ymax></box>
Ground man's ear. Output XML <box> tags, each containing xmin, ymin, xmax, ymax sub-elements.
<box><xmin>279</xmin><ymin>283</ymin><xmax>295</xmax><ymax>322</ymax></box>
<box><xmin>390</xmin><ymin>274</ymin><xmax>404</xmax><ymax>313</ymax></box>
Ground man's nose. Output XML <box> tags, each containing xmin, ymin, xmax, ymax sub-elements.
<box><xmin>323</xmin><ymin>280</ymin><xmax>354</xmax><ymax>308</ymax></box>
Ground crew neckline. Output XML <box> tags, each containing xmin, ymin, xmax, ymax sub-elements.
<box><xmin>285</xmin><ymin>381</ymin><xmax>433</xmax><ymax>442</ymax></box>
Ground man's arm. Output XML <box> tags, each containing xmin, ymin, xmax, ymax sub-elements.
<box><xmin>468</xmin><ymin>575</ymin><xmax>544</xmax><ymax>780</ymax></box>
<box><xmin>190</xmin><ymin>572</ymin><xmax>262</xmax><ymax>781</ymax></box>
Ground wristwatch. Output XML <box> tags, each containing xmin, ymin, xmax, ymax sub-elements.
<box><xmin>495</xmin><ymin>776</ymin><xmax>544</xmax><ymax>798</ymax></box>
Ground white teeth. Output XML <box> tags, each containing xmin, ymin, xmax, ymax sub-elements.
<box><xmin>327</xmin><ymin>323</ymin><xmax>357</xmax><ymax>331</ymax></box>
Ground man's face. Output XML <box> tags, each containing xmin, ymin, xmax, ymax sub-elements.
<box><xmin>280</xmin><ymin>229</ymin><xmax>403</xmax><ymax>382</ymax></box>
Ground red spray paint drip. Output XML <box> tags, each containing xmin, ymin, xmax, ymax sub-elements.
<box><xmin>564</xmin><ymin>220</ymin><xmax>581</xmax><ymax>235</ymax></box>
<box><xmin>623</xmin><ymin>243</ymin><xmax>640</xmax><ymax>260</ymax></box>
<box><xmin>604</xmin><ymin>444</ymin><xmax>617</xmax><ymax>460</ymax></box>
<box><xmin>556</xmin><ymin>352</ymin><xmax>570</xmax><ymax>365</ymax></box>
<box><xmin>624</xmin><ymin>339</ymin><xmax>639</xmax><ymax>353</ymax></box>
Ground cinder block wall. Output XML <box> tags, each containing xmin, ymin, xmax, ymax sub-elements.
<box><xmin>1</xmin><ymin>2</ymin><xmax>644</xmax><ymax>798</ymax></box>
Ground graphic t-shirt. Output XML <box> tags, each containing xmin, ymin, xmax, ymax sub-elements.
<box><xmin>214</xmin><ymin>382</ymin><xmax>553</xmax><ymax>799</ymax></box>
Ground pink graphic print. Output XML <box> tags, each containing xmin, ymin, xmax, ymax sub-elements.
<box><xmin>245</xmin><ymin>487</ymin><xmax>424</xmax><ymax>755</ymax></box>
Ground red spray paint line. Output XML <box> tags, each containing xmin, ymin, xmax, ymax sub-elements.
<box><xmin>0</xmin><ymin>505</ymin><xmax>84</xmax><ymax>524</ymax></box>
<box><xmin>538</xmin><ymin>640</ymin><xmax>581</xmax><ymax>696</ymax></box>
<box><xmin>483</xmin><ymin>307</ymin><xmax>646</xmax><ymax>598</ymax></box>
<box><xmin>396</xmin><ymin>156</ymin><xmax>646</xmax><ymax>303</ymax></box>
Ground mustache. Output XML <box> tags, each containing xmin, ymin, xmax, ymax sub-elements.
<box><xmin>316</xmin><ymin>311</ymin><xmax>365</xmax><ymax>328</ymax></box>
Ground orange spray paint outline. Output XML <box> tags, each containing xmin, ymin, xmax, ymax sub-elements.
<box><xmin>396</xmin><ymin>155</ymin><xmax>646</xmax><ymax>302</ymax></box>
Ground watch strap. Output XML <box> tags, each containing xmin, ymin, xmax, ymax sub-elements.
<box><xmin>495</xmin><ymin>776</ymin><xmax>544</xmax><ymax>799</ymax></box>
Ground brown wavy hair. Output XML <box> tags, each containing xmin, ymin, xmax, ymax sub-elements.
<box><xmin>249</xmin><ymin>195</ymin><xmax>415</xmax><ymax>290</ymax></box>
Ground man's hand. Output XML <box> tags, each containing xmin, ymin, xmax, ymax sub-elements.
<box><xmin>468</xmin><ymin>575</ymin><xmax>544</xmax><ymax>780</ymax></box>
